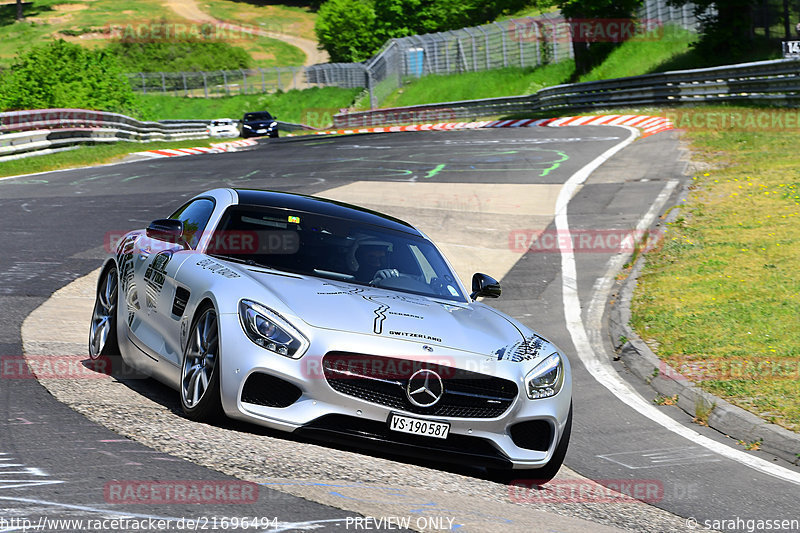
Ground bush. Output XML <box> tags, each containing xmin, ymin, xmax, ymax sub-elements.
<box><xmin>314</xmin><ymin>0</ymin><xmax>382</xmax><ymax>62</ymax></box>
<box><xmin>0</xmin><ymin>40</ymin><xmax>138</xmax><ymax>113</ymax></box>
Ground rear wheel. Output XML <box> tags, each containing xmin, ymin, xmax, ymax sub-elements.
<box><xmin>89</xmin><ymin>265</ymin><xmax>119</xmax><ymax>359</ymax></box>
<box><xmin>180</xmin><ymin>305</ymin><xmax>224</xmax><ymax>421</ymax></box>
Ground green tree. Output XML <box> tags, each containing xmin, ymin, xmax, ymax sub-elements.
<box><xmin>316</xmin><ymin>0</ymin><xmax>538</xmax><ymax>62</ymax></box>
<box><xmin>314</xmin><ymin>0</ymin><xmax>382</xmax><ymax>62</ymax></box>
<box><xmin>0</xmin><ymin>40</ymin><xmax>138</xmax><ymax>113</ymax></box>
<box><xmin>667</xmin><ymin>0</ymin><xmax>757</xmax><ymax>62</ymax></box>
<box><xmin>555</xmin><ymin>0</ymin><xmax>644</xmax><ymax>75</ymax></box>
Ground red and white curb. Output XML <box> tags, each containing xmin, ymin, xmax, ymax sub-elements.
<box><xmin>132</xmin><ymin>138</ymin><xmax>259</xmax><ymax>159</ymax></box>
<box><xmin>301</xmin><ymin>114</ymin><xmax>673</xmax><ymax>139</ymax></box>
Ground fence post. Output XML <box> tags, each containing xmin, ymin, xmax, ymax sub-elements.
<box><xmin>463</xmin><ymin>28</ymin><xmax>478</xmax><ymax>71</ymax></box>
<box><xmin>259</xmin><ymin>68</ymin><xmax>265</xmax><ymax>93</ymax></box>
<box><xmin>240</xmin><ymin>69</ymin><xmax>247</xmax><ymax>94</ymax></box>
<box><xmin>202</xmin><ymin>71</ymin><xmax>208</xmax><ymax>98</ymax></box>
<box><xmin>366</xmin><ymin>65</ymin><xmax>377</xmax><ymax>110</ymax></box>
<box><xmin>182</xmin><ymin>72</ymin><xmax>188</xmax><ymax>96</ymax></box>
<box><xmin>160</xmin><ymin>72</ymin><xmax>166</xmax><ymax>93</ymax></box>
<box><xmin>494</xmin><ymin>22</ymin><xmax>508</xmax><ymax>67</ymax></box>
<box><xmin>477</xmin><ymin>26</ymin><xmax>490</xmax><ymax>70</ymax></box>
<box><xmin>222</xmin><ymin>70</ymin><xmax>229</xmax><ymax>96</ymax></box>
<box><xmin>277</xmin><ymin>68</ymin><xmax>282</xmax><ymax>90</ymax></box>
<box><xmin>140</xmin><ymin>72</ymin><xmax>146</xmax><ymax>94</ymax></box>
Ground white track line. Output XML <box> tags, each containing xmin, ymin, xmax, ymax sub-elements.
<box><xmin>556</xmin><ymin>126</ymin><xmax>800</xmax><ymax>486</ymax></box>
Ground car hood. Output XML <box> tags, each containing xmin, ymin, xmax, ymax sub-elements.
<box><xmin>245</xmin><ymin>270</ymin><xmax>524</xmax><ymax>358</ymax></box>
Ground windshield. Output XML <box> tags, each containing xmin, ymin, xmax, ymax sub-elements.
<box><xmin>207</xmin><ymin>205</ymin><xmax>466</xmax><ymax>302</ymax></box>
<box><xmin>243</xmin><ymin>112</ymin><xmax>273</xmax><ymax>122</ymax></box>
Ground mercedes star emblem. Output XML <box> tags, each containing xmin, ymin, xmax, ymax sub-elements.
<box><xmin>406</xmin><ymin>369</ymin><xmax>444</xmax><ymax>407</ymax></box>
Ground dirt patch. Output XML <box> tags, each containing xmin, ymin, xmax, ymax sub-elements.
<box><xmin>53</xmin><ymin>3</ymin><xmax>89</xmax><ymax>12</ymax></box>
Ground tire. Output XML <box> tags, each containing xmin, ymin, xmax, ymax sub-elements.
<box><xmin>89</xmin><ymin>265</ymin><xmax>120</xmax><ymax>359</ymax></box>
<box><xmin>489</xmin><ymin>402</ymin><xmax>572</xmax><ymax>485</ymax></box>
<box><xmin>180</xmin><ymin>305</ymin><xmax>224</xmax><ymax>421</ymax></box>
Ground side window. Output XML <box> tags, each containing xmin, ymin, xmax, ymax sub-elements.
<box><xmin>169</xmin><ymin>198</ymin><xmax>215</xmax><ymax>248</ymax></box>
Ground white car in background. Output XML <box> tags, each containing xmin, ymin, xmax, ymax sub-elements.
<box><xmin>207</xmin><ymin>118</ymin><xmax>239</xmax><ymax>138</ymax></box>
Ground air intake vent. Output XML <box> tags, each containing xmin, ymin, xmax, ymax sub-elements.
<box><xmin>509</xmin><ymin>420</ymin><xmax>552</xmax><ymax>451</ymax></box>
<box><xmin>241</xmin><ymin>373</ymin><xmax>302</xmax><ymax>408</ymax></box>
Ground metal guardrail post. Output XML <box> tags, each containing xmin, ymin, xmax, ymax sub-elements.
<box><xmin>202</xmin><ymin>72</ymin><xmax>208</xmax><ymax>98</ymax></box>
<box><xmin>182</xmin><ymin>72</ymin><xmax>188</xmax><ymax>97</ymax></box>
<box><xmin>161</xmin><ymin>72</ymin><xmax>166</xmax><ymax>94</ymax></box>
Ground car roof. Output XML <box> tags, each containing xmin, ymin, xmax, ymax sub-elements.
<box><xmin>232</xmin><ymin>189</ymin><xmax>421</xmax><ymax>236</ymax></box>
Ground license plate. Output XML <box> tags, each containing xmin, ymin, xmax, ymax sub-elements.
<box><xmin>388</xmin><ymin>414</ymin><xmax>449</xmax><ymax>439</ymax></box>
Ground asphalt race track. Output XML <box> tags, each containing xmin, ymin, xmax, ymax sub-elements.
<box><xmin>1</xmin><ymin>127</ymin><xmax>799</xmax><ymax>532</ymax></box>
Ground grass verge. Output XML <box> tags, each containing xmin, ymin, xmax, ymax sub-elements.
<box><xmin>368</xmin><ymin>25</ymin><xmax>698</xmax><ymax>110</ymax></box>
<box><xmin>630</xmin><ymin>105</ymin><xmax>800</xmax><ymax>432</ymax></box>
<box><xmin>0</xmin><ymin>137</ymin><xmax>221</xmax><ymax>179</ymax></box>
<box><xmin>138</xmin><ymin>87</ymin><xmax>360</xmax><ymax>126</ymax></box>
<box><xmin>366</xmin><ymin>62</ymin><xmax>575</xmax><ymax>110</ymax></box>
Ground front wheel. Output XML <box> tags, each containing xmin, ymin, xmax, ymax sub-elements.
<box><xmin>180</xmin><ymin>305</ymin><xmax>224</xmax><ymax>421</ymax></box>
<box><xmin>89</xmin><ymin>265</ymin><xmax>119</xmax><ymax>359</ymax></box>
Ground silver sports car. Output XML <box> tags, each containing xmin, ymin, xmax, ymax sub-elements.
<box><xmin>89</xmin><ymin>188</ymin><xmax>572</xmax><ymax>480</ymax></box>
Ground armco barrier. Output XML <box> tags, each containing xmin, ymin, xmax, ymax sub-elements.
<box><xmin>0</xmin><ymin>109</ymin><xmax>316</xmax><ymax>161</ymax></box>
<box><xmin>333</xmin><ymin>58</ymin><xmax>800</xmax><ymax>128</ymax></box>
<box><xmin>0</xmin><ymin>108</ymin><xmax>209</xmax><ymax>161</ymax></box>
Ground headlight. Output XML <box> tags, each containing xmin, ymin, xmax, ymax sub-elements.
<box><xmin>270</xmin><ymin>121</ymin><xmax>277</xmax><ymax>127</ymax></box>
<box><xmin>524</xmin><ymin>353</ymin><xmax>563</xmax><ymax>399</ymax></box>
<box><xmin>243</xmin><ymin>124</ymin><xmax>252</xmax><ymax>129</ymax></box>
<box><xmin>238</xmin><ymin>300</ymin><xmax>309</xmax><ymax>359</ymax></box>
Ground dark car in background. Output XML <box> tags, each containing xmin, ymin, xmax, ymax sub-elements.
<box><xmin>241</xmin><ymin>111</ymin><xmax>279</xmax><ymax>138</ymax></box>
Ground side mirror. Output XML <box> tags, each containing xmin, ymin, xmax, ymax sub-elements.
<box><xmin>471</xmin><ymin>273</ymin><xmax>501</xmax><ymax>300</ymax></box>
<box><xmin>146</xmin><ymin>219</ymin><xmax>184</xmax><ymax>244</ymax></box>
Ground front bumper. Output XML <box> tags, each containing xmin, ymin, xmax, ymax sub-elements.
<box><xmin>217</xmin><ymin>313</ymin><xmax>572</xmax><ymax>469</ymax></box>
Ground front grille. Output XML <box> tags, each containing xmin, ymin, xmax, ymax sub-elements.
<box><xmin>241</xmin><ymin>372</ymin><xmax>302</xmax><ymax>408</ymax></box>
<box><xmin>322</xmin><ymin>352</ymin><xmax>517</xmax><ymax>418</ymax></box>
